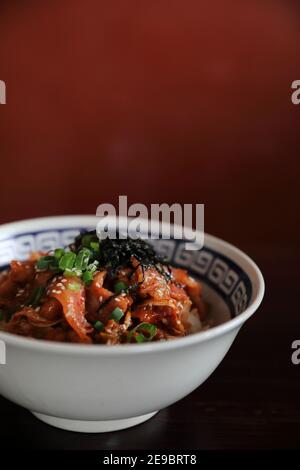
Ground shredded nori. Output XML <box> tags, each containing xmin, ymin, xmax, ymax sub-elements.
<box><xmin>71</xmin><ymin>230</ymin><xmax>170</xmax><ymax>279</ymax></box>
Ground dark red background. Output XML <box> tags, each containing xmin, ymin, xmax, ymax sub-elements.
<box><xmin>0</xmin><ymin>0</ymin><xmax>299</xmax><ymax>248</ymax></box>
<box><xmin>1</xmin><ymin>1</ymin><xmax>300</xmax><ymax>451</ymax></box>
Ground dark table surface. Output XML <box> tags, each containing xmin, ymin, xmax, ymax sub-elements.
<box><xmin>0</xmin><ymin>242</ymin><xmax>298</xmax><ymax>450</ymax></box>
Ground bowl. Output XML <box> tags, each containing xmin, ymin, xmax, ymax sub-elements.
<box><xmin>0</xmin><ymin>215</ymin><xmax>264</xmax><ymax>433</ymax></box>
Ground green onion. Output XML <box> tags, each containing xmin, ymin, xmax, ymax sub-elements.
<box><xmin>114</xmin><ymin>281</ymin><xmax>127</xmax><ymax>294</ymax></box>
<box><xmin>68</xmin><ymin>281</ymin><xmax>81</xmax><ymax>291</ymax></box>
<box><xmin>49</xmin><ymin>259</ymin><xmax>59</xmax><ymax>271</ymax></box>
<box><xmin>137</xmin><ymin>322</ymin><xmax>157</xmax><ymax>340</ymax></box>
<box><xmin>37</xmin><ymin>255</ymin><xmax>56</xmax><ymax>270</ymax></box>
<box><xmin>63</xmin><ymin>268</ymin><xmax>81</xmax><ymax>277</ymax></box>
<box><xmin>135</xmin><ymin>333</ymin><xmax>145</xmax><ymax>343</ymax></box>
<box><xmin>75</xmin><ymin>248</ymin><xmax>91</xmax><ymax>270</ymax></box>
<box><xmin>83</xmin><ymin>270</ymin><xmax>93</xmax><ymax>285</ymax></box>
<box><xmin>90</xmin><ymin>241</ymin><xmax>100</xmax><ymax>251</ymax></box>
<box><xmin>28</xmin><ymin>286</ymin><xmax>45</xmax><ymax>307</ymax></box>
<box><xmin>127</xmin><ymin>322</ymin><xmax>157</xmax><ymax>343</ymax></box>
<box><xmin>74</xmin><ymin>268</ymin><xmax>83</xmax><ymax>276</ymax></box>
<box><xmin>54</xmin><ymin>248</ymin><xmax>65</xmax><ymax>260</ymax></box>
<box><xmin>94</xmin><ymin>320</ymin><xmax>104</xmax><ymax>331</ymax></box>
<box><xmin>6</xmin><ymin>307</ymin><xmax>17</xmax><ymax>321</ymax></box>
<box><xmin>82</xmin><ymin>234</ymin><xmax>93</xmax><ymax>247</ymax></box>
<box><xmin>59</xmin><ymin>252</ymin><xmax>76</xmax><ymax>270</ymax></box>
<box><xmin>110</xmin><ymin>307</ymin><xmax>124</xmax><ymax>322</ymax></box>
<box><xmin>86</xmin><ymin>261</ymin><xmax>99</xmax><ymax>273</ymax></box>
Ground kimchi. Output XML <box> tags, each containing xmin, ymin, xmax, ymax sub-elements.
<box><xmin>0</xmin><ymin>232</ymin><xmax>207</xmax><ymax>344</ymax></box>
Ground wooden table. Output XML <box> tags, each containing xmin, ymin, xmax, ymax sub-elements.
<box><xmin>0</xmin><ymin>242</ymin><xmax>298</xmax><ymax>450</ymax></box>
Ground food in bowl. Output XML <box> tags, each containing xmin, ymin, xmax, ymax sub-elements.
<box><xmin>0</xmin><ymin>216</ymin><xmax>265</xmax><ymax>432</ymax></box>
<box><xmin>0</xmin><ymin>231</ymin><xmax>207</xmax><ymax>344</ymax></box>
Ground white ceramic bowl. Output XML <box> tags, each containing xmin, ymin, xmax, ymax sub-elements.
<box><xmin>0</xmin><ymin>216</ymin><xmax>264</xmax><ymax>432</ymax></box>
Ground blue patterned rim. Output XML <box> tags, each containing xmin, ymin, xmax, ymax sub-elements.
<box><xmin>0</xmin><ymin>227</ymin><xmax>252</xmax><ymax>318</ymax></box>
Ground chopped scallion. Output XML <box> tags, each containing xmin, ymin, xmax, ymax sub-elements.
<box><xmin>114</xmin><ymin>281</ymin><xmax>127</xmax><ymax>294</ymax></box>
<box><xmin>110</xmin><ymin>307</ymin><xmax>124</xmax><ymax>323</ymax></box>
<box><xmin>127</xmin><ymin>322</ymin><xmax>157</xmax><ymax>343</ymax></box>
<box><xmin>135</xmin><ymin>333</ymin><xmax>145</xmax><ymax>343</ymax></box>
<box><xmin>83</xmin><ymin>270</ymin><xmax>93</xmax><ymax>284</ymax></box>
<box><xmin>59</xmin><ymin>252</ymin><xmax>76</xmax><ymax>270</ymax></box>
<box><xmin>75</xmin><ymin>248</ymin><xmax>91</xmax><ymax>270</ymax></box>
<box><xmin>90</xmin><ymin>241</ymin><xmax>100</xmax><ymax>251</ymax></box>
<box><xmin>86</xmin><ymin>261</ymin><xmax>99</xmax><ymax>273</ymax></box>
<box><xmin>94</xmin><ymin>320</ymin><xmax>104</xmax><ymax>331</ymax></box>
<box><xmin>82</xmin><ymin>234</ymin><xmax>93</xmax><ymax>247</ymax></box>
<box><xmin>63</xmin><ymin>267</ymin><xmax>83</xmax><ymax>277</ymax></box>
<box><xmin>68</xmin><ymin>281</ymin><xmax>81</xmax><ymax>292</ymax></box>
<box><xmin>37</xmin><ymin>255</ymin><xmax>56</xmax><ymax>270</ymax></box>
<box><xmin>54</xmin><ymin>248</ymin><xmax>65</xmax><ymax>260</ymax></box>
<box><xmin>28</xmin><ymin>286</ymin><xmax>45</xmax><ymax>307</ymax></box>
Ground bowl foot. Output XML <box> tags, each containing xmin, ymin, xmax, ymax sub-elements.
<box><xmin>31</xmin><ymin>410</ymin><xmax>158</xmax><ymax>433</ymax></box>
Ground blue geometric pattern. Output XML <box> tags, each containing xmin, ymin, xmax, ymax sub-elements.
<box><xmin>0</xmin><ymin>228</ymin><xmax>252</xmax><ymax>318</ymax></box>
